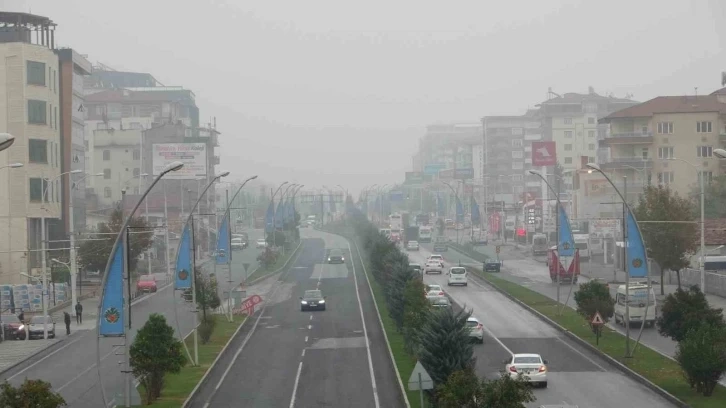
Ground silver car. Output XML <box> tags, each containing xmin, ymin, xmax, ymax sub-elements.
<box><xmin>24</xmin><ymin>315</ymin><xmax>56</xmax><ymax>339</ymax></box>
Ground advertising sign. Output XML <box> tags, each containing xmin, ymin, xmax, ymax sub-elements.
<box><xmin>424</xmin><ymin>163</ymin><xmax>447</xmax><ymax>176</ymax></box>
<box><xmin>531</xmin><ymin>141</ymin><xmax>557</xmax><ymax>167</ymax></box>
<box><xmin>389</xmin><ymin>190</ymin><xmax>405</xmax><ymax>201</ymax></box>
<box><xmin>454</xmin><ymin>168</ymin><xmax>474</xmax><ymax>180</ymax></box>
<box><xmin>437</xmin><ymin>169</ymin><xmax>454</xmax><ymax>180</ymax></box>
<box><xmin>152</xmin><ymin>143</ymin><xmax>207</xmax><ymax>179</ymax></box>
<box><xmin>405</xmin><ymin>172</ymin><xmax>426</xmax><ymax>184</ymax></box>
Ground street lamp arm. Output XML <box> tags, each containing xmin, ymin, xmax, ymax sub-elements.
<box><xmin>273</xmin><ymin>182</ymin><xmax>289</xmax><ymax>201</ymax></box>
<box><xmin>222</xmin><ymin>175</ymin><xmax>259</xmax><ymax>222</ymax></box>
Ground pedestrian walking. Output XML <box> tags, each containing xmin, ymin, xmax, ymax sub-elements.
<box><xmin>17</xmin><ymin>310</ymin><xmax>24</xmax><ymax>323</ymax></box>
<box><xmin>64</xmin><ymin>312</ymin><xmax>71</xmax><ymax>335</ymax></box>
<box><xmin>75</xmin><ymin>301</ymin><xmax>83</xmax><ymax>324</ymax></box>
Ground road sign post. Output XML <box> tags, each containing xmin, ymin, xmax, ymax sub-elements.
<box><xmin>408</xmin><ymin>361</ymin><xmax>433</xmax><ymax>407</ymax></box>
<box><xmin>591</xmin><ymin>311</ymin><xmax>605</xmax><ymax>345</ymax></box>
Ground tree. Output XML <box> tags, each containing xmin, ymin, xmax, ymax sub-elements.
<box><xmin>78</xmin><ymin>205</ymin><xmax>153</xmax><ymax>273</ymax></box>
<box><xmin>418</xmin><ymin>307</ymin><xmax>476</xmax><ymax>388</ymax></box>
<box><xmin>573</xmin><ymin>280</ymin><xmax>614</xmax><ymax>327</ymax></box>
<box><xmin>0</xmin><ymin>379</ymin><xmax>66</xmax><ymax>408</ymax></box>
<box><xmin>675</xmin><ymin>322</ymin><xmax>726</xmax><ymax>396</ymax></box>
<box><xmin>386</xmin><ymin>255</ymin><xmax>415</xmax><ymax>331</ymax></box>
<box><xmin>633</xmin><ymin>185</ymin><xmax>697</xmax><ymax>293</ymax></box>
<box><xmin>257</xmin><ymin>248</ymin><xmax>278</xmax><ymax>270</ymax></box>
<box><xmin>695</xmin><ymin>174</ymin><xmax>726</xmax><ymax>219</ymax></box>
<box><xmin>402</xmin><ymin>278</ymin><xmax>430</xmax><ymax>356</ymax></box>
<box><xmin>435</xmin><ymin>368</ymin><xmax>536</xmax><ymax>408</ymax></box>
<box><xmin>195</xmin><ymin>267</ymin><xmax>221</xmax><ymax>325</ymax></box>
<box><xmin>436</xmin><ymin>218</ymin><xmax>445</xmax><ymax>236</ymax></box>
<box><xmin>656</xmin><ymin>285</ymin><xmax>725</xmax><ymax>342</ymax></box>
<box><xmin>130</xmin><ymin>313</ymin><xmax>186</xmax><ymax>404</ymax></box>
<box><xmin>266</xmin><ymin>230</ymin><xmax>286</xmax><ymax>247</ymax></box>
<box><xmin>435</xmin><ymin>368</ymin><xmax>480</xmax><ymax>408</ymax></box>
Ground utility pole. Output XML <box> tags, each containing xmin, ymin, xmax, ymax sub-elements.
<box><xmin>623</xmin><ymin>176</ymin><xmax>630</xmax><ymax>358</ymax></box>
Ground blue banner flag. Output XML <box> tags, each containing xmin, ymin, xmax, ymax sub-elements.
<box><xmin>275</xmin><ymin>199</ymin><xmax>284</xmax><ymax>229</ymax></box>
<box><xmin>216</xmin><ymin>214</ymin><xmax>230</xmax><ymax>265</ymax></box>
<box><xmin>470</xmin><ymin>196</ymin><xmax>481</xmax><ymax>225</ymax></box>
<box><xmin>557</xmin><ymin>205</ymin><xmax>575</xmax><ymax>257</ymax></box>
<box><xmin>175</xmin><ymin>224</ymin><xmax>192</xmax><ymax>289</ymax></box>
<box><xmin>626</xmin><ymin>209</ymin><xmax>648</xmax><ymax>278</ymax></box>
<box><xmin>264</xmin><ymin>201</ymin><xmax>274</xmax><ymax>233</ymax></box>
<box><xmin>456</xmin><ymin>198</ymin><xmax>464</xmax><ymax>224</ymax></box>
<box><xmin>286</xmin><ymin>200</ymin><xmax>294</xmax><ymax>223</ymax></box>
<box><xmin>329</xmin><ymin>194</ymin><xmax>337</xmax><ymax>213</ymax></box>
<box><xmin>99</xmin><ymin>239</ymin><xmax>125</xmax><ymax>336</ymax></box>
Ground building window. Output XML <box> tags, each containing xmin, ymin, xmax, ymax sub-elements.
<box><xmin>658</xmin><ymin>147</ymin><xmax>674</xmax><ymax>159</ymax></box>
<box><xmin>26</xmin><ymin>61</ymin><xmax>46</xmax><ymax>86</ymax></box>
<box><xmin>104</xmin><ymin>169</ymin><xmax>111</xmax><ymax>179</ymax></box>
<box><xmin>564</xmin><ymin>131</ymin><xmax>573</xmax><ymax>138</ymax></box>
<box><xmin>27</xmin><ymin>100</ymin><xmax>47</xmax><ymax>124</ymax></box>
<box><xmin>657</xmin><ymin>122</ymin><xmax>673</xmax><ymax>134</ymax></box>
<box><xmin>511</xmin><ymin>127</ymin><xmax>523</xmax><ymax>136</ymax></box>
<box><xmin>657</xmin><ymin>172</ymin><xmax>675</xmax><ymax>185</ymax></box>
<box><xmin>564</xmin><ymin>117</ymin><xmax>573</xmax><ymax>125</ymax></box>
<box><xmin>512</xmin><ymin>151</ymin><xmax>523</xmax><ymax>159</ymax></box>
<box><xmin>84</xmin><ymin>140</ymin><xmax>89</xmax><ymax>151</ymax></box>
<box><xmin>588</xmin><ymin>117</ymin><xmax>595</xmax><ymax>124</ymax></box>
<box><xmin>133</xmin><ymin>149</ymin><xmax>141</xmax><ymax>160</ymax></box>
<box><xmin>512</xmin><ymin>162</ymin><xmax>524</xmax><ymax>170</ymax></box>
<box><xmin>29</xmin><ymin>178</ymin><xmax>48</xmax><ymax>202</ymax></box>
<box><xmin>697</xmin><ymin>121</ymin><xmax>712</xmax><ymax>133</ymax></box>
<box><xmin>104</xmin><ymin>187</ymin><xmax>112</xmax><ymax>198</ymax></box>
<box><xmin>103</xmin><ymin>150</ymin><xmax>111</xmax><ymax>161</ymax></box>
<box><xmin>133</xmin><ymin>168</ymin><xmax>140</xmax><ymax>177</ymax></box>
<box><xmin>54</xmin><ymin>106</ymin><xmax>58</xmax><ymax>130</ymax></box>
<box><xmin>129</xmin><ymin>122</ymin><xmax>143</xmax><ymax>130</ymax></box>
<box><xmin>96</xmin><ymin>122</ymin><xmax>108</xmax><ymax>130</ymax></box>
<box><xmin>697</xmin><ymin>146</ymin><xmax>713</xmax><ymax>157</ymax></box>
<box><xmin>564</xmin><ymin>157</ymin><xmax>573</xmax><ymax>164</ymax></box>
<box><xmin>511</xmin><ymin>139</ymin><xmax>523</xmax><ymax>148</ymax></box>
<box><xmin>588</xmin><ymin>130</ymin><xmax>595</xmax><ymax>138</ymax></box>
<box><xmin>564</xmin><ymin>144</ymin><xmax>573</xmax><ymax>151</ymax></box>
<box><xmin>588</xmin><ymin>143</ymin><xmax>595</xmax><ymax>150</ymax></box>
<box><xmin>699</xmin><ymin>171</ymin><xmax>713</xmax><ymax>184</ymax></box>
<box><xmin>28</xmin><ymin>139</ymin><xmax>47</xmax><ymax>163</ymax></box>
<box><xmin>512</xmin><ymin>174</ymin><xmax>523</xmax><ymax>182</ymax></box>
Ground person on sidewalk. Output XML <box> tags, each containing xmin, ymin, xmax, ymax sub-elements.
<box><xmin>63</xmin><ymin>312</ymin><xmax>71</xmax><ymax>335</ymax></box>
<box><xmin>75</xmin><ymin>301</ymin><xmax>83</xmax><ymax>324</ymax></box>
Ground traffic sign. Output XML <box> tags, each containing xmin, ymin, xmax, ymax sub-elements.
<box><xmin>242</xmin><ymin>263</ymin><xmax>251</xmax><ymax>273</ymax></box>
<box><xmin>496</xmin><ymin>246</ymin><xmax>501</xmax><ymax>254</ymax></box>
<box><xmin>591</xmin><ymin>311</ymin><xmax>605</xmax><ymax>326</ymax></box>
<box><xmin>407</xmin><ymin>361</ymin><xmax>433</xmax><ymax>391</ymax></box>
<box><xmin>234</xmin><ymin>294</ymin><xmax>263</xmax><ymax>315</ymax></box>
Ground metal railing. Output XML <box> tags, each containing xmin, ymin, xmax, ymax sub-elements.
<box><xmin>605</xmin><ymin>131</ymin><xmax>653</xmax><ymax>139</ymax></box>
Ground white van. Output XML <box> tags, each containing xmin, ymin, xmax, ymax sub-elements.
<box><xmin>447</xmin><ymin>267</ymin><xmax>468</xmax><ymax>286</ymax></box>
<box><xmin>614</xmin><ymin>283</ymin><xmax>657</xmax><ymax>327</ymax></box>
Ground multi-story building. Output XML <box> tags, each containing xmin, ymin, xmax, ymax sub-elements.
<box><xmin>56</xmin><ymin>48</ymin><xmax>91</xmax><ymax>236</ymax></box>
<box><xmin>91</xmin><ymin>128</ymin><xmax>143</xmax><ymax>208</ymax></box>
<box><xmin>0</xmin><ymin>13</ymin><xmax>63</xmax><ymax>281</ymax></box>
<box><xmin>599</xmin><ymin>94</ymin><xmax>726</xmax><ymax>201</ymax></box>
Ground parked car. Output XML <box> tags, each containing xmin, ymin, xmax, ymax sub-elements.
<box><xmin>136</xmin><ymin>275</ymin><xmax>157</xmax><ymax>294</ymax></box>
<box><xmin>24</xmin><ymin>315</ymin><xmax>55</xmax><ymax>339</ymax></box>
<box><xmin>1</xmin><ymin>314</ymin><xmax>24</xmax><ymax>340</ymax></box>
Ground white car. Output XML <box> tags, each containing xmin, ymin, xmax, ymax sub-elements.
<box><xmin>231</xmin><ymin>238</ymin><xmax>244</xmax><ymax>250</ymax></box>
<box><xmin>466</xmin><ymin>316</ymin><xmax>484</xmax><ymax>343</ymax></box>
<box><xmin>424</xmin><ymin>261</ymin><xmax>443</xmax><ymax>274</ymax></box>
<box><xmin>504</xmin><ymin>353</ymin><xmax>548</xmax><ymax>388</ymax></box>
<box><xmin>447</xmin><ymin>267</ymin><xmax>468</xmax><ymax>286</ymax></box>
<box><xmin>256</xmin><ymin>239</ymin><xmax>267</xmax><ymax>249</ymax></box>
<box><xmin>425</xmin><ymin>284</ymin><xmax>445</xmax><ymax>300</ymax></box>
<box><xmin>427</xmin><ymin>254</ymin><xmax>444</xmax><ymax>267</ymax></box>
<box><xmin>406</xmin><ymin>240</ymin><xmax>420</xmax><ymax>251</ymax></box>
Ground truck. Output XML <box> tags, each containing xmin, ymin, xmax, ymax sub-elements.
<box><xmin>546</xmin><ymin>246</ymin><xmax>580</xmax><ymax>283</ymax></box>
<box><xmin>433</xmin><ymin>235</ymin><xmax>448</xmax><ymax>252</ymax></box>
<box><xmin>419</xmin><ymin>226</ymin><xmax>433</xmax><ymax>243</ymax></box>
<box><xmin>404</xmin><ymin>226</ymin><xmax>419</xmax><ymax>245</ymax></box>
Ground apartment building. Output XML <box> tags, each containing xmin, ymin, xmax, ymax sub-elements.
<box><xmin>599</xmin><ymin>94</ymin><xmax>726</xmax><ymax>200</ymax></box>
<box><xmin>0</xmin><ymin>13</ymin><xmax>63</xmax><ymax>281</ymax></box>
<box><xmin>417</xmin><ymin>123</ymin><xmax>479</xmax><ymax>170</ymax></box>
<box><xmin>91</xmin><ymin>128</ymin><xmax>143</xmax><ymax>208</ymax></box>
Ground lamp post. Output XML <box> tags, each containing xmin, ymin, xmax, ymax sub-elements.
<box><xmin>441</xmin><ymin>181</ymin><xmax>460</xmax><ymax>244</ymax></box>
<box><xmin>95</xmin><ymin>161</ymin><xmax>184</xmax><ymax>408</ymax></box>
<box><xmin>377</xmin><ymin>184</ymin><xmax>388</xmax><ymax>225</ymax></box>
<box><xmin>270</xmin><ymin>182</ymin><xmax>288</xmax><ymax>242</ymax></box>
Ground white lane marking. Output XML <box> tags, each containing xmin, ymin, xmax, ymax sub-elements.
<box><xmin>347</xmin><ymin>240</ymin><xmax>381</xmax><ymax>408</ymax></box>
<box><xmin>310</xmin><ymin>315</ymin><xmax>313</xmax><ymax>321</ymax></box>
<box><xmin>301</xmin><ymin>349</ymin><xmax>306</xmax><ymax>357</ymax></box>
<box><xmin>555</xmin><ymin>337</ymin><xmax>607</xmax><ymax>372</ymax></box>
<box><xmin>55</xmin><ymin>347</ymin><xmax>116</xmax><ymax>391</ymax></box>
<box><xmin>308</xmin><ymin>325</ymin><xmax>312</xmax><ymax>330</ymax></box>
<box><xmin>305</xmin><ymin>336</ymin><xmax>308</xmax><ymax>342</ymax></box>
<box><xmin>6</xmin><ymin>282</ymin><xmax>174</xmax><ymax>382</ymax></box>
<box><xmin>288</xmin><ymin>361</ymin><xmax>303</xmax><ymax>408</ymax></box>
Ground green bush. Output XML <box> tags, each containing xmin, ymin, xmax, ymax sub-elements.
<box><xmin>198</xmin><ymin>317</ymin><xmax>216</xmax><ymax>344</ymax></box>
<box><xmin>573</xmin><ymin>280</ymin><xmax>614</xmax><ymax>326</ymax></box>
<box><xmin>403</xmin><ymin>278</ymin><xmax>430</xmax><ymax>356</ymax></box>
<box><xmin>0</xmin><ymin>379</ymin><xmax>66</xmax><ymax>408</ymax></box>
<box><xmin>436</xmin><ymin>368</ymin><xmax>535</xmax><ymax>408</ymax></box>
<box><xmin>675</xmin><ymin>322</ymin><xmax>726</xmax><ymax>396</ymax></box>
<box><xmin>657</xmin><ymin>285</ymin><xmax>725</xmax><ymax>343</ymax></box>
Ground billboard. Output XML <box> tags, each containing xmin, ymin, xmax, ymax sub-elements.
<box><xmin>437</xmin><ymin>169</ymin><xmax>454</xmax><ymax>180</ymax></box>
<box><xmin>389</xmin><ymin>190</ymin><xmax>405</xmax><ymax>201</ymax></box>
<box><xmin>152</xmin><ymin>143</ymin><xmax>207</xmax><ymax>179</ymax></box>
<box><xmin>405</xmin><ymin>172</ymin><xmax>424</xmax><ymax>184</ymax></box>
<box><xmin>424</xmin><ymin>163</ymin><xmax>447</xmax><ymax>176</ymax></box>
<box><xmin>454</xmin><ymin>168</ymin><xmax>474</xmax><ymax>180</ymax></box>
<box><xmin>531</xmin><ymin>141</ymin><xmax>556</xmax><ymax>167</ymax></box>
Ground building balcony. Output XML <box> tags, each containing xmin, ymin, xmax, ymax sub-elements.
<box><xmin>720</xmin><ymin>133</ymin><xmax>726</xmax><ymax>145</ymax></box>
<box><xmin>600</xmin><ymin>157</ymin><xmax>653</xmax><ymax>171</ymax></box>
<box><xmin>601</xmin><ymin>131</ymin><xmax>653</xmax><ymax>145</ymax></box>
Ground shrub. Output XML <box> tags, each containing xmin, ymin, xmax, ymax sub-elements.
<box><xmin>198</xmin><ymin>317</ymin><xmax>216</xmax><ymax>344</ymax></box>
<box><xmin>573</xmin><ymin>280</ymin><xmax>614</xmax><ymax>326</ymax></box>
<box><xmin>675</xmin><ymin>322</ymin><xmax>726</xmax><ymax>396</ymax></box>
<box><xmin>436</xmin><ymin>368</ymin><xmax>535</xmax><ymax>408</ymax></box>
<box><xmin>418</xmin><ymin>307</ymin><xmax>475</xmax><ymax>387</ymax></box>
<box><xmin>0</xmin><ymin>379</ymin><xmax>66</xmax><ymax>408</ymax></box>
<box><xmin>403</xmin><ymin>278</ymin><xmax>430</xmax><ymax>356</ymax></box>
<box><xmin>657</xmin><ymin>285</ymin><xmax>725</xmax><ymax>342</ymax></box>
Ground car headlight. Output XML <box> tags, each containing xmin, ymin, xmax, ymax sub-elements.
<box><xmin>341</xmin><ymin>257</ymin><xmax>344</xmax><ymax>261</ymax></box>
<box><xmin>18</xmin><ymin>325</ymin><xmax>24</xmax><ymax>331</ymax></box>
<box><xmin>301</xmin><ymin>301</ymin><xmax>308</xmax><ymax>304</ymax></box>
<box><xmin>328</xmin><ymin>257</ymin><xmax>331</xmax><ymax>261</ymax></box>
<box><xmin>319</xmin><ymin>300</ymin><xmax>325</xmax><ymax>304</ymax></box>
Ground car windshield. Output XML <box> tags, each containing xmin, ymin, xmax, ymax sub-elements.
<box><xmin>304</xmin><ymin>290</ymin><xmax>322</xmax><ymax>299</ymax></box>
<box><xmin>140</xmin><ymin>275</ymin><xmax>154</xmax><ymax>281</ymax></box>
<box><xmin>450</xmin><ymin>268</ymin><xmax>466</xmax><ymax>274</ymax></box>
<box><xmin>232</xmin><ymin>238</ymin><xmax>242</xmax><ymax>242</ymax></box>
<box><xmin>330</xmin><ymin>250</ymin><xmax>343</xmax><ymax>257</ymax></box>
<box><xmin>432</xmin><ymin>298</ymin><xmax>449</xmax><ymax>305</ymax></box>
<box><xmin>513</xmin><ymin>356</ymin><xmax>542</xmax><ymax>364</ymax></box>
<box><xmin>427</xmin><ymin>285</ymin><xmax>442</xmax><ymax>292</ymax></box>
<box><xmin>1</xmin><ymin>315</ymin><xmax>19</xmax><ymax>323</ymax></box>
<box><xmin>466</xmin><ymin>320</ymin><xmax>479</xmax><ymax>327</ymax></box>
<box><xmin>409</xmin><ymin>241</ymin><xmax>418</xmax><ymax>244</ymax></box>
<box><xmin>430</xmin><ymin>255</ymin><xmax>442</xmax><ymax>260</ymax></box>
<box><xmin>29</xmin><ymin>316</ymin><xmax>51</xmax><ymax>324</ymax></box>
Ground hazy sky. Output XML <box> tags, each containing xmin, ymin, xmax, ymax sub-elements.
<box><xmin>6</xmin><ymin>0</ymin><xmax>726</xmax><ymax>195</ymax></box>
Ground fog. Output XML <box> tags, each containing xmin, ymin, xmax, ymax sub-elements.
<box><xmin>8</xmin><ymin>0</ymin><xmax>726</xmax><ymax>194</ymax></box>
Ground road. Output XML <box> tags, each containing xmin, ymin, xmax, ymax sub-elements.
<box><xmin>409</xmin><ymin>243</ymin><xmax>675</xmax><ymax>408</ymax></box>
<box><xmin>0</xmin><ymin>229</ymin><xmax>264</xmax><ymax>408</ymax></box>
<box><xmin>189</xmin><ymin>228</ymin><xmax>403</xmax><ymax>408</ymax></box>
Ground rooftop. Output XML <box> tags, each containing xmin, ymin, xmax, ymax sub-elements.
<box><xmin>0</xmin><ymin>12</ymin><xmax>55</xmax><ymax>28</ymax></box>
<box><xmin>600</xmin><ymin>95</ymin><xmax>726</xmax><ymax>122</ymax></box>
<box><xmin>539</xmin><ymin>91</ymin><xmax>636</xmax><ymax>106</ymax></box>
<box><xmin>85</xmin><ymin>88</ymin><xmax>196</xmax><ymax>104</ymax></box>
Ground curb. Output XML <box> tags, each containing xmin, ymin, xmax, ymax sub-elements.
<box><xmin>244</xmin><ymin>239</ymin><xmax>303</xmax><ymax>287</ymax></box>
<box><xmin>468</xmin><ymin>268</ymin><xmax>690</xmax><ymax>408</ymax></box>
<box><xmin>181</xmin><ymin>315</ymin><xmax>251</xmax><ymax>408</ymax></box>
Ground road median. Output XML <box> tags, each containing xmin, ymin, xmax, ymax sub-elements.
<box><xmin>244</xmin><ymin>239</ymin><xmax>303</xmax><ymax>286</ymax></box>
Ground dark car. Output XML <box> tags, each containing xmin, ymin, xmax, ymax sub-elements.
<box><xmin>300</xmin><ymin>290</ymin><xmax>326</xmax><ymax>311</ymax></box>
<box><xmin>1</xmin><ymin>315</ymin><xmax>24</xmax><ymax>340</ymax></box>
<box><xmin>26</xmin><ymin>315</ymin><xmax>55</xmax><ymax>339</ymax></box>
<box><xmin>327</xmin><ymin>249</ymin><xmax>345</xmax><ymax>264</ymax></box>
<box><xmin>484</xmin><ymin>261</ymin><xmax>501</xmax><ymax>272</ymax></box>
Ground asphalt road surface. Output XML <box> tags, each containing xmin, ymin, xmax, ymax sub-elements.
<box><xmin>189</xmin><ymin>228</ymin><xmax>403</xmax><ymax>408</ymax></box>
<box><xmin>0</xmin><ymin>229</ymin><xmax>263</xmax><ymax>408</ymax></box>
<box><xmin>409</xmin><ymin>244</ymin><xmax>676</xmax><ymax>408</ymax></box>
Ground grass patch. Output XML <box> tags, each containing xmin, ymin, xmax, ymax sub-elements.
<box><xmin>473</xmin><ymin>269</ymin><xmax>726</xmax><ymax>408</ymax></box>
<box><xmin>246</xmin><ymin>241</ymin><xmax>300</xmax><ymax>282</ymax></box>
<box><xmin>134</xmin><ymin>315</ymin><xmax>246</xmax><ymax>407</ymax></box>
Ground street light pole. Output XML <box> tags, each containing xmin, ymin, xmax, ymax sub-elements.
<box><xmin>270</xmin><ymin>182</ymin><xmax>289</xmax><ymax>244</ymax></box>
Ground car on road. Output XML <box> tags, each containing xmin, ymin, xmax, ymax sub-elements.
<box><xmin>504</xmin><ymin>353</ymin><xmax>548</xmax><ymax>387</ymax></box>
<box><xmin>424</xmin><ymin>261</ymin><xmax>443</xmax><ymax>274</ymax></box>
<box><xmin>256</xmin><ymin>239</ymin><xmax>267</xmax><ymax>249</ymax></box>
<box><xmin>327</xmin><ymin>249</ymin><xmax>345</xmax><ymax>264</ymax></box>
<box><xmin>136</xmin><ymin>275</ymin><xmax>157</xmax><ymax>294</ymax></box>
<box><xmin>24</xmin><ymin>315</ymin><xmax>56</xmax><ymax>339</ymax></box>
<box><xmin>466</xmin><ymin>316</ymin><xmax>484</xmax><ymax>343</ymax></box>
<box><xmin>1</xmin><ymin>314</ymin><xmax>24</xmax><ymax>340</ymax></box>
<box><xmin>231</xmin><ymin>238</ymin><xmax>245</xmax><ymax>251</ymax></box>
<box><xmin>409</xmin><ymin>263</ymin><xmax>422</xmax><ymax>275</ymax></box>
<box><xmin>427</xmin><ymin>254</ymin><xmax>444</xmax><ymax>267</ymax></box>
<box><xmin>406</xmin><ymin>240</ymin><xmax>420</xmax><ymax>251</ymax></box>
<box><xmin>447</xmin><ymin>267</ymin><xmax>468</xmax><ymax>286</ymax></box>
<box><xmin>300</xmin><ymin>290</ymin><xmax>326</xmax><ymax>311</ymax></box>
<box><xmin>425</xmin><ymin>284</ymin><xmax>445</xmax><ymax>300</ymax></box>
<box><xmin>484</xmin><ymin>260</ymin><xmax>501</xmax><ymax>272</ymax></box>
<box><xmin>232</xmin><ymin>233</ymin><xmax>249</xmax><ymax>248</ymax></box>
<box><xmin>429</xmin><ymin>297</ymin><xmax>451</xmax><ymax>309</ymax></box>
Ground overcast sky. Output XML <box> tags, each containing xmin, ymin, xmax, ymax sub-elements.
<box><xmin>6</xmin><ymin>0</ymin><xmax>726</xmax><ymax>195</ymax></box>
